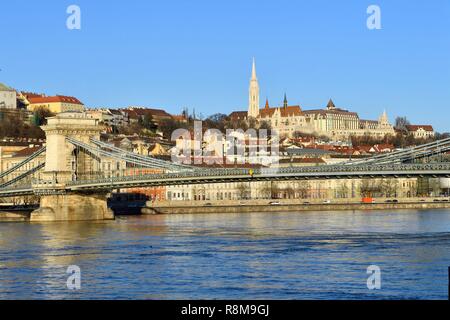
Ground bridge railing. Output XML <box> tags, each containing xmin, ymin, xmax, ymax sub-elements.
<box><xmin>0</xmin><ymin>183</ymin><xmax>34</xmax><ymax>196</ymax></box>
<box><xmin>65</xmin><ymin>162</ymin><xmax>450</xmax><ymax>188</ymax></box>
<box><xmin>0</xmin><ymin>147</ymin><xmax>46</xmax><ymax>180</ymax></box>
<box><xmin>342</xmin><ymin>136</ymin><xmax>450</xmax><ymax>166</ymax></box>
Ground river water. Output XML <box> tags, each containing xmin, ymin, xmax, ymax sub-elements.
<box><xmin>0</xmin><ymin>209</ymin><xmax>450</xmax><ymax>300</ymax></box>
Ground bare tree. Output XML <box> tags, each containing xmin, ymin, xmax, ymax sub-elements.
<box><xmin>296</xmin><ymin>182</ymin><xmax>310</xmax><ymax>199</ymax></box>
<box><xmin>260</xmin><ymin>182</ymin><xmax>272</xmax><ymax>199</ymax></box>
<box><xmin>429</xmin><ymin>178</ymin><xmax>442</xmax><ymax>196</ymax></box>
<box><xmin>237</xmin><ymin>183</ymin><xmax>250</xmax><ymax>200</ymax></box>
<box><xmin>284</xmin><ymin>186</ymin><xmax>295</xmax><ymax>199</ymax></box>
<box><xmin>270</xmin><ymin>182</ymin><xmax>281</xmax><ymax>199</ymax></box>
<box><xmin>381</xmin><ymin>179</ymin><xmax>399</xmax><ymax>197</ymax></box>
<box><xmin>336</xmin><ymin>182</ymin><xmax>349</xmax><ymax>198</ymax></box>
<box><xmin>395</xmin><ymin>116</ymin><xmax>410</xmax><ymax>131</ymax></box>
<box><xmin>359</xmin><ymin>179</ymin><xmax>383</xmax><ymax>197</ymax></box>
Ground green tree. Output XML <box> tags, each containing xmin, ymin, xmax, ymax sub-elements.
<box><xmin>32</xmin><ymin>106</ymin><xmax>54</xmax><ymax>126</ymax></box>
<box><xmin>141</xmin><ymin>113</ymin><xmax>157</xmax><ymax>131</ymax></box>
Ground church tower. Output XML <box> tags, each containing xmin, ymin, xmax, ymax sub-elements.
<box><xmin>378</xmin><ymin>110</ymin><xmax>390</xmax><ymax>128</ymax></box>
<box><xmin>327</xmin><ymin>99</ymin><xmax>336</xmax><ymax>110</ymax></box>
<box><xmin>248</xmin><ymin>58</ymin><xmax>260</xmax><ymax>118</ymax></box>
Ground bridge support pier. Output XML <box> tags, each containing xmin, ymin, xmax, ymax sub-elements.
<box><xmin>30</xmin><ymin>193</ymin><xmax>114</xmax><ymax>222</ymax></box>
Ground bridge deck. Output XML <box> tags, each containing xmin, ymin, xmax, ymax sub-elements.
<box><xmin>2</xmin><ymin>163</ymin><xmax>450</xmax><ymax>197</ymax></box>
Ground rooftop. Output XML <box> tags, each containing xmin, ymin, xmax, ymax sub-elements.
<box><xmin>406</xmin><ymin>125</ymin><xmax>434</xmax><ymax>132</ymax></box>
<box><xmin>259</xmin><ymin>104</ymin><xmax>303</xmax><ymax>117</ymax></box>
<box><xmin>28</xmin><ymin>95</ymin><xmax>84</xmax><ymax>105</ymax></box>
<box><xmin>303</xmin><ymin>108</ymin><xmax>358</xmax><ymax>116</ymax></box>
<box><xmin>12</xmin><ymin>146</ymin><xmax>42</xmax><ymax>158</ymax></box>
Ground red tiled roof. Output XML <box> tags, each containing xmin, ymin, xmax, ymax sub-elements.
<box><xmin>28</xmin><ymin>95</ymin><xmax>83</xmax><ymax>105</ymax></box>
<box><xmin>12</xmin><ymin>146</ymin><xmax>42</xmax><ymax>158</ymax></box>
<box><xmin>172</xmin><ymin>115</ymin><xmax>187</xmax><ymax>122</ymax></box>
<box><xmin>405</xmin><ymin>125</ymin><xmax>434</xmax><ymax>132</ymax></box>
<box><xmin>259</xmin><ymin>105</ymin><xmax>302</xmax><ymax>117</ymax></box>
<box><xmin>229</xmin><ymin>111</ymin><xmax>248</xmax><ymax>120</ymax></box>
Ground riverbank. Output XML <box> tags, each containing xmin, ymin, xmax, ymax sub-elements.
<box><xmin>0</xmin><ymin>211</ymin><xmax>30</xmax><ymax>222</ymax></box>
<box><xmin>3</xmin><ymin>199</ymin><xmax>450</xmax><ymax>221</ymax></box>
<box><xmin>143</xmin><ymin>199</ymin><xmax>450</xmax><ymax>214</ymax></box>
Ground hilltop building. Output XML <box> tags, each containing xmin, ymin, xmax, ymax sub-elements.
<box><xmin>230</xmin><ymin>60</ymin><xmax>395</xmax><ymax>140</ymax></box>
<box><xmin>405</xmin><ymin>125</ymin><xmax>435</xmax><ymax>139</ymax></box>
<box><xmin>26</xmin><ymin>93</ymin><xmax>85</xmax><ymax>113</ymax></box>
<box><xmin>86</xmin><ymin>108</ymin><xmax>128</xmax><ymax>127</ymax></box>
<box><xmin>0</xmin><ymin>83</ymin><xmax>17</xmax><ymax>109</ymax></box>
<box><xmin>304</xmin><ymin>104</ymin><xmax>395</xmax><ymax>139</ymax></box>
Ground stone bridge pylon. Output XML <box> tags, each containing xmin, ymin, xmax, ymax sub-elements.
<box><xmin>31</xmin><ymin>112</ymin><xmax>114</xmax><ymax>222</ymax></box>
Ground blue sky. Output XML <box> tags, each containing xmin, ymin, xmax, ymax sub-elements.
<box><xmin>0</xmin><ymin>0</ymin><xmax>449</xmax><ymax>131</ymax></box>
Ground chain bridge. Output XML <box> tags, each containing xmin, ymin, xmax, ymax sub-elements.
<box><xmin>1</xmin><ymin>112</ymin><xmax>450</xmax><ymax>221</ymax></box>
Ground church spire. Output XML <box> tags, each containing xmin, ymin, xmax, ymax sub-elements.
<box><xmin>265</xmin><ymin>98</ymin><xmax>269</xmax><ymax>109</ymax></box>
<box><xmin>327</xmin><ymin>99</ymin><xmax>336</xmax><ymax>110</ymax></box>
<box><xmin>251</xmin><ymin>57</ymin><xmax>257</xmax><ymax>80</ymax></box>
<box><xmin>380</xmin><ymin>109</ymin><xmax>388</xmax><ymax>123</ymax></box>
<box><xmin>283</xmin><ymin>93</ymin><xmax>288</xmax><ymax>109</ymax></box>
<box><xmin>248</xmin><ymin>58</ymin><xmax>260</xmax><ymax>118</ymax></box>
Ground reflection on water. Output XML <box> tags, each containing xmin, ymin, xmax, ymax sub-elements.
<box><xmin>0</xmin><ymin>210</ymin><xmax>450</xmax><ymax>299</ymax></box>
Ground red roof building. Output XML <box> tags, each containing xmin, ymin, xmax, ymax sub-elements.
<box><xmin>405</xmin><ymin>125</ymin><xmax>435</xmax><ymax>139</ymax></box>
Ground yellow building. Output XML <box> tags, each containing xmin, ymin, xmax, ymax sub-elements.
<box><xmin>27</xmin><ymin>95</ymin><xmax>85</xmax><ymax>113</ymax></box>
<box><xmin>0</xmin><ymin>145</ymin><xmax>45</xmax><ymax>185</ymax></box>
<box><xmin>304</xmin><ymin>102</ymin><xmax>395</xmax><ymax>140</ymax></box>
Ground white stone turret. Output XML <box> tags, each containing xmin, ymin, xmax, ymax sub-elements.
<box><xmin>378</xmin><ymin>110</ymin><xmax>390</xmax><ymax>128</ymax></box>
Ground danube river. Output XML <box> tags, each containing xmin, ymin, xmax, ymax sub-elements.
<box><xmin>1</xmin><ymin>210</ymin><xmax>450</xmax><ymax>299</ymax></box>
